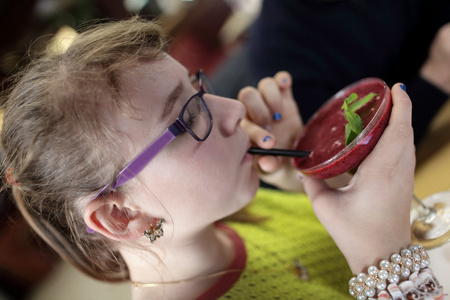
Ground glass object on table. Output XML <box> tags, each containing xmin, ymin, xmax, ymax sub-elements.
<box><xmin>411</xmin><ymin>191</ymin><xmax>450</xmax><ymax>249</ymax></box>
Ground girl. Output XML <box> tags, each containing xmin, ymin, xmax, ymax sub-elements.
<box><xmin>1</xmin><ymin>17</ymin><xmax>445</xmax><ymax>299</ymax></box>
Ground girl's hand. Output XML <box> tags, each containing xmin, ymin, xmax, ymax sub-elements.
<box><xmin>239</xmin><ymin>71</ymin><xmax>304</xmax><ymax>191</ymax></box>
<box><xmin>239</xmin><ymin>71</ymin><xmax>351</xmax><ymax>191</ymax></box>
<box><xmin>303</xmin><ymin>83</ymin><xmax>415</xmax><ymax>274</ymax></box>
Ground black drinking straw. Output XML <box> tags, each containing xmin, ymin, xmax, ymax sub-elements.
<box><xmin>248</xmin><ymin>147</ymin><xmax>310</xmax><ymax>158</ymax></box>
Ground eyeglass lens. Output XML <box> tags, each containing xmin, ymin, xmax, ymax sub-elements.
<box><xmin>182</xmin><ymin>72</ymin><xmax>212</xmax><ymax>141</ymax></box>
<box><xmin>182</xmin><ymin>96</ymin><xmax>210</xmax><ymax>140</ymax></box>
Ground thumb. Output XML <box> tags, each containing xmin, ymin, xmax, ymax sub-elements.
<box><xmin>302</xmin><ymin>174</ymin><xmax>332</xmax><ymax>203</ymax></box>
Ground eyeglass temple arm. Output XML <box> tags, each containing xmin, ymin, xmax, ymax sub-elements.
<box><xmin>88</xmin><ymin>127</ymin><xmax>179</xmax><ymax>233</ymax></box>
<box><xmin>112</xmin><ymin>121</ymin><xmax>185</xmax><ymax>190</ymax></box>
<box><xmin>87</xmin><ymin>121</ymin><xmax>184</xmax><ymax>233</ymax></box>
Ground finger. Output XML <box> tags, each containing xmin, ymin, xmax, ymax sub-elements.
<box><xmin>257</xmin><ymin>155</ymin><xmax>281</xmax><ymax>173</ymax></box>
<box><xmin>241</xmin><ymin>118</ymin><xmax>280</xmax><ymax>172</ymax></box>
<box><xmin>274</xmin><ymin>71</ymin><xmax>304</xmax><ymax>125</ymax></box>
<box><xmin>241</xmin><ymin>119</ymin><xmax>275</xmax><ymax>148</ymax></box>
<box><xmin>359</xmin><ymin>83</ymin><xmax>414</xmax><ymax>178</ymax></box>
<box><xmin>274</xmin><ymin>71</ymin><xmax>294</xmax><ymax>100</ymax></box>
<box><xmin>388</xmin><ymin>83</ymin><xmax>413</xmax><ymax>128</ymax></box>
<box><xmin>257</xmin><ymin>77</ymin><xmax>283</xmax><ymax>121</ymax></box>
<box><xmin>238</xmin><ymin>86</ymin><xmax>272</xmax><ymax>127</ymax></box>
<box><xmin>377</xmin><ymin>83</ymin><xmax>413</xmax><ymax>156</ymax></box>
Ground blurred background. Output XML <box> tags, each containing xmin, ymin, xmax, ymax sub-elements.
<box><xmin>0</xmin><ymin>0</ymin><xmax>449</xmax><ymax>299</ymax></box>
<box><xmin>0</xmin><ymin>0</ymin><xmax>262</xmax><ymax>81</ymax></box>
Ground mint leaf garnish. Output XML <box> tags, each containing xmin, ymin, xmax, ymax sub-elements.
<box><xmin>342</xmin><ymin>92</ymin><xmax>377</xmax><ymax>146</ymax></box>
<box><xmin>348</xmin><ymin>93</ymin><xmax>377</xmax><ymax>112</ymax></box>
<box><xmin>345</xmin><ymin>123</ymin><xmax>359</xmax><ymax>146</ymax></box>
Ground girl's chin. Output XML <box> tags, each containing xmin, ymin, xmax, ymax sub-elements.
<box><xmin>248</xmin><ymin>165</ymin><xmax>260</xmax><ymax>189</ymax></box>
<box><xmin>246</xmin><ymin>170</ymin><xmax>260</xmax><ymax>202</ymax></box>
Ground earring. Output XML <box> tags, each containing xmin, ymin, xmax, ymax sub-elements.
<box><xmin>143</xmin><ymin>219</ymin><xmax>165</xmax><ymax>243</ymax></box>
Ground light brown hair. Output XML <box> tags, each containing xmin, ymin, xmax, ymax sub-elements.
<box><xmin>0</xmin><ymin>17</ymin><xmax>169</xmax><ymax>281</ymax></box>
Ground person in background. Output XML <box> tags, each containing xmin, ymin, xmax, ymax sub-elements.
<box><xmin>1</xmin><ymin>17</ymin><xmax>446</xmax><ymax>299</ymax></box>
<box><xmin>213</xmin><ymin>0</ymin><xmax>450</xmax><ymax>145</ymax></box>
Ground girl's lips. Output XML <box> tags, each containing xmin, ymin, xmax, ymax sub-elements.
<box><xmin>242</xmin><ymin>141</ymin><xmax>253</xmax><ymax>163</ymax></box>
<box><xmin>243</xmin><ymin>151</ymin><xmax>253</xmax><ymax>163</ymax></box>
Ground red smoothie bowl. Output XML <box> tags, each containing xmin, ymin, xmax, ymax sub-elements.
<box><xmin>292</xmin><ymin>78</ymin><xmax>392</xmax><ymax>179</ymax></box>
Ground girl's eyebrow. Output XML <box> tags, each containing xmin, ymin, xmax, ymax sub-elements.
<box><xmin>160</xmin><ymin>81</ymin><xmax>184</xmax><ymax>120</ymax></box>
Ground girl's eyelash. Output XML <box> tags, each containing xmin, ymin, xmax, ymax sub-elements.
<box><xmin>187</xmin><ymin>112</ymin><xmax>196</xmax><ymax>126</ymax></box>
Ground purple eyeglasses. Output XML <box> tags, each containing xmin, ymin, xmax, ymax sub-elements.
<box><xmin>93</xmin><ymin>70</ymin><xmax>213</xmax><ymax>200</ymax></box>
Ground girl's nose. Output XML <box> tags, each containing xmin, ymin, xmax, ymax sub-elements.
<box><xmin>205</xmin><ymin>95</ymin><xmax>246</xmax><ymax>136</ymax></box>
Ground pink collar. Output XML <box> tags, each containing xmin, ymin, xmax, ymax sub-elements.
<box><xmin>195</xmin><ymin>223</ymin><xmax>247</xmax><ymax>300</ymax></box>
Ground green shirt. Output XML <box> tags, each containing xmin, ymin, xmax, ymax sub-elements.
<box><xmin>223</xmin><ymin>188</ymin><xmax>352</xmax><ymax>299</ymax></box>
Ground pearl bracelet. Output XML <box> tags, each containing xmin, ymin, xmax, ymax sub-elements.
<box><xmin>348</xmin><ymin>245</ymin><xmax>430</xmax><ymax>300</ymax></box>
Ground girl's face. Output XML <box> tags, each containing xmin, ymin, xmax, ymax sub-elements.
<box><xmin>115</xmin><ymin>55</ymin><xmax>259</xmax><ymax>232</ymax></box>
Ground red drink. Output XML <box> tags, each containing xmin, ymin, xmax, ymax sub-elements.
<box><xmin>292</xmin><ymin>78</ymin><xmax>392</xmax><ymax>179</ymax></box>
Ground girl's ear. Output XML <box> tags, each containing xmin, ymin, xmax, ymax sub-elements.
<box><xmin>83</xmin><ymin>193</ymin><xmax>149</xmax><ymax>241</ymax></box>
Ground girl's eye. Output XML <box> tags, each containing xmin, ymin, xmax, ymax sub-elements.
<box><xmin>186</xmin><ymin>112</ymin><xmax>197</xmax><ymax>127</ymax></box>
<box><xmin>183</xmin><ymin>99</ymin><xmax>199</xmax><ymax>128</ymax></box>
<box><xmin>183</xmin><ymin>96</ymin><xmax>204</xmax><ymax>130</ymax></box>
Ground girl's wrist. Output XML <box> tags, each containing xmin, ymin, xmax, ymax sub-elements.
<box><xmin>345</xmin><ymin>237</ymin><xmax>412</xmax><ymax>275</ymax></box>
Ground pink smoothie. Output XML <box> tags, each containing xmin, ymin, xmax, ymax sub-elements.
<box><xmin>292</xmin><ymin>78</ymin><xmax>392</xmax><ymax>179</ymax></box>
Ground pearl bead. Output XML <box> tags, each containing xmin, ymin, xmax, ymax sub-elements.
<box><xmin>377</xmin><ymin>281</ymin><xmax>387</xmax><ymax>290</ymax></box>
<box><xmin>380</xmin><ymin>260</ymin><xmax>390</xmax><ymax>269</ymax></box>
<box><xmin>388</xmin><ymin>274</ymin><xmax>400</xmax><ymax>284</ymax></box>
<box><xmin>349</xmin><ymin>277</ymin><xmax>357</xmax><ymax>285</ymax></box>
<box><xmin>412</xmin><ymin>263</ymin><xmax>420</xmax><ymax>272</ymax></box>
<box><xmin>392</xmin><ymin>263</ymin><xmax>401</xmax><ymax>273</ymax></box>
<box><xmin>357</xmin><ymin>294</ymin><xmax>367</xmax><ymax>300</ymax></box>
<box><xmin>356</xmin><ymin>284</ymin><xmax>363</xmax><ymax>293</ymax></box>
<box><xmin>378</xmin><ymin>269</ymin><xmax>389</xmax><ymax>280</ymax></box>
<box><xmin>365</xmin><ymin>277</ymin><xmax>375</xmax><ymax>287</ymax></box>
<box><xmin>410</xmin><ymin>245</ymin><xmax>418</xmax><ymax>251</ymax></box>
<box><xmin>401</xmin><ymin>268</ymin><xmax>410</xmax><ymax>278</ymax></box>
<box><xmin>349</xmin><ymin>289</ymin><xmax>355</xmax><ymax>296</ymax></box>
<box><xmin>368</xmin><ymin>266</ymin><xmax>378</xmax><ymax>275</ymax></box>
<box><xmin>391</xmin><ymin>253</ymin><xmax>402</xmax><ymax>263</ymax></box>
<box><xmin>401</xmin><ymin>249</ymin><xmax>412</xmax><ymax>257</ymax></box>
<box><xmin>366</xmin><ymin>288</ymin><xmax>376</xmax><ymax>297</ymax></box>
<box><xmin>357</xmin><ymin>273</ymin><xmax>366</xmax><ymax>282</ymax></box>
<box><xmin>404</xmin><ymin>258</ymin><xmax>412</xmax><ymax>267</ymax></box>
<box><xmin>421</xmin><ymin>260</ymin><xmax>429</xmax><ymax>268</ymax></box>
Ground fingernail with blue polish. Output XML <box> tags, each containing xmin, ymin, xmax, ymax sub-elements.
<box><xmin>400</xmin><ymin>84</ymin><xmax>407</xmax><ymax>92</ymax></box>
<box><xmin>273</xmin><ymin>112</ymin><xmax>282</xmax><ymax>121</ymax></box>
<box><xmin>263</xmin><ymin>136</ymin><xmax>272</xmax><ymax>142</ymax></box>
